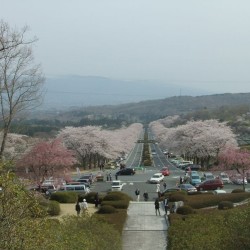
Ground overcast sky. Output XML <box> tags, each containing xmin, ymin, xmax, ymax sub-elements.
<box><xmin>2</xmin><ymin>0</ymin><xmax>250</xmax><ymax>93</ymax></box>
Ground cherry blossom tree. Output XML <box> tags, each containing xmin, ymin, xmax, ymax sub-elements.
<box><xmin>58</xmin><ymin>126</ymin><xmax>110</xmax><ymax>169</ymax></box>
<box><xmin>58</xmin><ymin>123</ymin><xmax>143</xmax><ymax>168</ymax></box>
<box><xmin>218</xmin><ymin>147</ymin><xmax>250</xmax><ymax>190</ymax></box>
<box><xmin>16</xmin><ymin>139</ymin><xmax>75</xmax><ymax>184</ymax></box>
<box><xmin>150</xmin><ymin>119</ymin><xmax>238</xmax><ymax>167</ymax></box>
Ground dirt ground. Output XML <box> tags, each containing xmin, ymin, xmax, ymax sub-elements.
<box><xmin>54</xmin><ymin>203</ymin><xmax>98</xmax><ymax>220</ymax></box>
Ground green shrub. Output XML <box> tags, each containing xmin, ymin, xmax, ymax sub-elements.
<box><xmin>186</xmin><ymin>193</ymin><xmax>250</xmax><ymax>209</ymax></box>
<box><xmin>50</xmin><ymin>191</ymin><xmax>78</xmax><ymax>203</ymax></box>
<box><xmin>101</xmin><ymin>200</ymin><xmax>129</xmax><ymax>209</ymax></box>
<box><xmin>103</xmin><ymin>191</ymin><xmax>132</xmax><ymax>202</ymax></box>
<box><xmin>218</xmin><ymin>201</ymin><xmax>234</xmax><ymax>210</ymax></box>
<box><xmin>169</xmin><ymin>193</ymin><xmax>187</xmax><ymax>202</ymax></box>
<box><xmin>78</xmin><ymin>192</ymin><xmax>104</xmax><ymax>204</ymax></box>
<box><xmin>143</xmin><ymin>159</ymin><xmax>152</xmax><ymax>166</ymax></box>
<box><xmin>176</xmin><ymin>205</ymin><xmax>195</xmax><ymax>215</ymax></box>
<box><xmin>98</xmin><ymin>205</ymin><xmax>116</xmax><ymax>214</ymax></box>
<box><xmin>231</xmin><ymin>189</ymin><xmax>245</xmax><ymax>193</ymax></box>
<box><xmin>47</xmin><ymin>200</ymin><xmax>61</xmax><ymax>216</ymax></box>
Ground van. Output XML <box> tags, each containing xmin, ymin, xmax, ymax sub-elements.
<box><xmin>59</xmin><ymin>184</ymin><xmax>90</xmax><ymax>194</ymax></box>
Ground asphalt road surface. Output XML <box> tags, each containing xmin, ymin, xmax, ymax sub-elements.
<box><xmin>91</xmin><ymin>140</ymin><xmax>249</xmax><ymax>199</ymax></box>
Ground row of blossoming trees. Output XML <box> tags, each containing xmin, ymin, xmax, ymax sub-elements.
<box><xmin>150</xmin><ymin>116</ymin><xmax>250</xmax><ymax>188</ymax></box>
<box><xmin>12</xmin><ymin>123</ymin><xmax>142</xmax><ymax>184</ymax></box>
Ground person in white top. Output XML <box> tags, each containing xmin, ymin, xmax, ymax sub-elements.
<box><xmin>81</xmin><ymin>199</ymin><xmax>88</xmax><ymax>212</ymax></box>
<box><xmin>156</xmin><ymin>183</ymin><xmax>161</xmax><ymax>198</ymax></box>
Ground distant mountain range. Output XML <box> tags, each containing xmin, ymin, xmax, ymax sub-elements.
<box><xmin>43</xmin><ymin>75</ymin><xmax>213</xmax><ymax>109</ymax></box>
<box><xmin>35</xmin><ymin>79</ymin><xmax>250</xmax><ymax>123</ymax></box>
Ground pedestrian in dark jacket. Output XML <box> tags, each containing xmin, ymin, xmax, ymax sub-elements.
<box><xmin>75</xmin><ymin>201</ymin><xmax>81</xmax><ymax>216</ymax></box>
<box><xmin>94</xmin><ymin>192</ymin><xmax>99</xmax><ymax>208</ymax></box>
<box><xmin>155</xmin><ymin>198</ymin><xmax>161</xmax><ymax>216</ymax></box>
<box><xmin>143</xmin><ymin>191</ymin><xmax>149</xmax><ymax>201</ymax></box>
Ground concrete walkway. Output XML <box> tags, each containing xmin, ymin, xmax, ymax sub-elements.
<box><xmin>122</xmin><ymin>201</ymin><xmax>168</xmax><ymax>250</ymax></box>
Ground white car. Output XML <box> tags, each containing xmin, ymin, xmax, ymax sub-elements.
<box><xmin>218</xmin><ymin>172</ymin><xmax>231</xmax><ymax>184</ymax></box>
<box><xmin>149</xmin><ymin>173</ymin><xmax>164</xmax><ymax>184</ymax></box>
<box><xmin>111</xmin><ymin>180</ymin><xmax>124</xmax><ymax>191</ymax></box>
<box><xmin>231</xmin><ymin>174</ymin><xmax>248</xmax><ymax>185</ymax></box>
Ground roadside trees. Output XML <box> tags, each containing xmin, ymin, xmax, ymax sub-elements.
<box><xmin>59</xmin><ymin>126</ymin><xmax>110</xmax><ymax>169</ymax></box>
<box><xmin>59</xmin><ymin>123</ymin><xmax>143</xmax><ymax>169</ymax></box>
<box><xmin>16</xmin><ymin>139</ymin><xmax>75</xmax><ymax>184</ymax></box>
<box><xmin>0</xmin><ymin>20</ymin><xmax>44</xmax><ymax>159</ymax></box>
<box><xmin>150</xmin><ymin>119</ymin><xmax>238</xmax><ymax>167</ymax></box>
<box><xmin>218</xmin><ymin>147</ymin><xmax>250</xmax><ymax>191</ymax></box>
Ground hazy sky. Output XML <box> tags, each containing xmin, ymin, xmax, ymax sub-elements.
<box><xmin>2</xmin><ymin>0</ymin><xmax>250</xmax><ymax>93</ymax></box>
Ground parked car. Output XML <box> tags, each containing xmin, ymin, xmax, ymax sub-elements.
<box><xmin>179</xmin><ymin>183</ymin><xmax>197</xmax><ymax>193</ymax></box>
<box><xmin>59</xmin><ymin>184</ymin><xmax>90</xmax><ymax>193</ymax></box>
<box><xmin>218</xmin><ymin>172</ymin><xmax>231</xmax><ymax>184</ymax></box>
<box><xmin>184</xmin><ymin>164</ymin><xmax>201</xmax><ymax>171</ymax></box>
<box><xmin>196</xmin><ymin>179</ymin><xmax>224</xmax><ymax>191</ymax></box>
<box><xmin>202</xmin><ymin>172</ymin><xmax>215</xmax><ymax>181</ymax></box>
<box><xmin>161</xmin><ymin>187</ymin><xmax>181</xmax><ymax>196</ymax></box>
<box><xmin>79</xmin><ymin>173</ymin><xmax>96</xmax><ymax>184</ymax></box>
<box><xmin>149</xmin><ymin>173</ymin><xmax>164</xmax><ymax>183</ymax></box>
<box><xmin>231</xmin><ymin>174</ymin><xmax>247</xmax><ymax>185</ymax></box>
<box><xmin>74</xmin><ymin>179</ymin><xmax>91</xmax><ymax>187</ymax></box>
<box><xmin>213</xmin><ymin>190</ymin><xmax>227</xmax><ymax>195</ymax></box>
<box><xmin>189</xmin><ymin>172</ymin><xmax>202</xmax><ymax>186</ymax></box>
<box><xmin>32</xmin><ymin>184</ymin><xmax>57</xmax><ymax>194</ymax></box>
<box><xmin>111</xmin><ymin>180</ymin><xmax>124</xmax><ymax>191</ymax></box>
<box><xmin>178</xmin><ymin>161</ymin><xmax>193</xmax><ymax>168</ymax></box>
<box><xmin>160</xmin><ymin>167</ymin><xmax>170</xmax><ymax>176</ymax></box>
<box><xmin>116</xmin><ymin>168</ymin><xmax>135</xmax><ymax>176</ymax></box>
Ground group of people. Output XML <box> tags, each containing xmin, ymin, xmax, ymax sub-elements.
<box><xmin>134</xmin><ymin>182</ymin><xmax>171</xmax><ymax>216</ymax></box>
<box><xmin>75</xmin><ymin>199</ymin><xmax>88</xmax><ymax>215</ymax></box>
<box><xmin>75</xmin><ymin>193</ymin><xmax>100</xmax><ymax>215</ymax></box>
<box><xmin>135</xmin><ymin>181</ymin><xmax>167</xmax><ymax>202</ymax></box>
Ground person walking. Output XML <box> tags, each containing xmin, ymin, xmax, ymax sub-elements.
<box><xmin>94</xmin><ymin>192</ymin><xmax>99</xmax><ymax>208</ymax></box>
<box><xmin>163</xmin><ymin>182</ymin><xmax>167</xmax><ymax>190</ymax></box>
<box><xmin>81</xmin><ymin>199</ymin><xmax>88</xmax><ymax>213</ymax></box>
<box><xmin>163</xmin><ymin>197</ymin><xmax>169</xmax><ymax>214</ymax></box>
<box><xmin>135</xmin><ymin>188</ymin><xmax>140</xmax><ymax>202</ymax></box>
<box><xmin>156</xmin><ymin>183</ymin><xmax>161</xmax><ymax>198</ymax></box>
<box><xmin>75</xmin><ymin>201</ymin><xmax>81</xmax><ymax>216</ymax></box>
<box><xmin>143</xmin><ymin>191</ymin><xmax>149</xmax><ymax>201</ymax></box>
<box><xmin>155</xmin><ymin>198</ymin><xmax>161</xmax><ymax>216</ymax></box>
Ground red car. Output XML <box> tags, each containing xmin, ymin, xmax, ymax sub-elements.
<box><xmin>196</xmin><ymin>179</ymin><xmax>224</xmax><ymax>191</ymax></box>
<box><xmin>160</xmin><ymin>167</ymin><xmax>170</xmax><ymax>176</ymax></box>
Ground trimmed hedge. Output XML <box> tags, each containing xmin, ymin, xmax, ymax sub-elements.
<box><xmin>103</xmin><ymin>191</ymin><xmax>132</xmax><ymax>202</ymax></box>
<box><xmin>39</xmin><ymin>199</ymin><xmax>61</xmax><ymax>216</ymax></box>
<box><xmin>218</xmin><ymin>201</ymin><xmax>234</xmax><ymax>210</ymax></box>
<box><xmin>176</xmin><ymin>205</ymin><xmax>195</xmax><ymax>215</ymax></box>
<box><xmin>231</xmin><ymin>189</ymin><xmax>245</xmax><ymax>193</ymax></box>
<box><xmin>186</xmin><ymin>193</ymin><xmax>250</xmax><ymax>209</ymax></box>
<box><xmin>47</xmin><ymin>200</ymin><xmax>61</xmax><ymax>215</ymax></box>
<box><xmin>98</xmin><ymin>205</ymin><xmax>116</xmax><ymax>214</ymax></box>
<box><xmin>78</xmin><ymin>192</ymin><xmax>104</xmax><ymax>204</ymax></box>
<box><xmin>102</xmin><ymin>200</ymin><xmax>129</xmax><ymax>209</ymax></box>
<box><xmin>168</xmin><ymin>193</ymin><xmax>187</xmax><ymax>202</ymax></box>
<box><xmin>100</xmin><ymin>191</ymin><xmax>132</xmax><ymax>210</ymax></box>
<box><xmin>50</xmin><ymin>191</ymin><xmax>78</xmax><ymax>203</ymax></box>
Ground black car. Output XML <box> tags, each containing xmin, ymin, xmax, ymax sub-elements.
<box><xmin>184</xmin><ymin>164</ymin><xmax>201</xmax><ymax>171</ymax></box>
<box><xmin>75</xmin><ymin>179</ymin><xmax>91</xmax><ymax>188</ymax></box>
<box><xmin>161</xmin><ymin>187</ymin><xmax>181</xmax><ymax>196</ymax></box>
<box><xmin>116</xmin><ymin>168</ymin><xmax>135</xmax><ymax>176</ymax></box>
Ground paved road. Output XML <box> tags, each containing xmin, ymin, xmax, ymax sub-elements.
<box><xmin>122</xmin><ymin>201</ymin><xmax>168</xmax><ymax>250</ymax></box>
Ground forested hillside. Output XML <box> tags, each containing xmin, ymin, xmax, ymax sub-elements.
<box><xmin>10</xmin><ymin>92</ymin><xmax>250</xmax><ymax>138</ymax></box>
